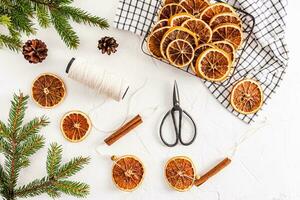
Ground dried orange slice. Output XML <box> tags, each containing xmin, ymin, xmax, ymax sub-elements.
<box><xmin>151</xmin><ymin>19</ymin><xmax>169</xmax><ymax>31</ymax></box>
<box><xmin>179</xmin><ymin>0</ymin><xmax>210</xmax><ymax>16</ymax></box>
<box><xmin>160</xmin><ymin>26</ymin><xmax>198</xmax><ymax>59</ymax></box>
<box><xmin>60</xmin><ymin>111</ymin><xmax>91</xmax><ymax>142</ymax></box>
<box><xmin>182</xmin><ymin>18</ymin><xmax>212</xmax><ymax>44</ymax></box>
<box><xmin>159</xmin><ymin>3</ymin><xmax>187</xmax><ymax>20</ymax></box>
<box><xmin>191</xmin><ymin>43</ymin><xmax>214</xmax><ymax>75</ymax></box>
<box><xmin>210</xmin><ymin>12</ymin><xmax>242</xmax><ymax>29</ymax></box>
<box><xmin>212</xmin><ymin>24</ymin><xmax>243</xmax><ymax>49</ymax></box>
<box><xmin>230</xmin><ymin>79</ymin><xmax>264</xmax><ymax>114</ymax></box>
<box><xmin>200</xmin><ymin>3</ymin><xmax>235</xmax><ymax>23</ymax></box>
<box><xmin>165</xmin><ymin>156</ymin><xmax>196</xmax><ymax>192</ymax></box>
<box><xmin>111</xmin><ymin>155</ymin><xmax>145</xmax><ymax>192</ymax></box>
<box><xmin>196</xmin><ymin>48</ymin><xmax>231</xmax><ymax>82</ymax></box>
<box><xmin>164</xmin><ymin>0</ymin><xmax>181</xmax><ymax>5</ymax></box>
<box><xmin>169</xmin><ymin>13</ymin><xmax>194</xmax><ymax>26</ymax></box>
<box><xmin>212</xmin><ymin>40</ymin><xmax>235</xmax><ymax>62</ymax></box>
<box><xmin>32</xmin><ymin>73</ymin><xmax>66</xmax><ymax>108</ymax></box>
<box><xmin>166</xmin><ymin>39</ymin><xmax>194</xmax><ymax>68</ymax></box>
<box><xmin>148</xmin><ymin>26</ymin><xmax>170</xmax><ymax>59</ymax></box>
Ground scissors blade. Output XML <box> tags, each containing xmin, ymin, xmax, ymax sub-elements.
<box><xmin>173</xmin><ymin>80</ymin><xmax>180</xmax><ymax>106</ymax></box>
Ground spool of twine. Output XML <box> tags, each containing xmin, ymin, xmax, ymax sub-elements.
<box><xmin>66</xmin><ymin>57</ymin><xmax>129</xmax><ymax>101</ymax></box>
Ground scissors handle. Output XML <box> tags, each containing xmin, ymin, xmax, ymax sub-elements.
<box><xmin>159</xmin><ymin>108</ymin><xmax>197</xmax><ymax>147</ymax></box>
<box><xmin>159</xmin><ymin>110</ymin><xmax>179</xmax><ymax>147</ymax></box>
<box><xmin>179</xmin><ymin>110</ymin><xmax>197</xmax><ymax>146</ymax></box>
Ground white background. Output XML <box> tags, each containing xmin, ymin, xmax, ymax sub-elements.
<box><xmin>1</xmin><ymin>0</ymin><xmax>300</xmax><ymax>199</ymax></box>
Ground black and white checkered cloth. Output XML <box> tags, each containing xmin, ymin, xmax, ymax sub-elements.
<box><xmin>114</xmin><ymin>0</ymin><xmax>289</xmax><ymax>123</ymax></box>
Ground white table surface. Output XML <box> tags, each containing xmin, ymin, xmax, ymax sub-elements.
<box><xmin>1</xmin><ymin>1</ymin><xmax>299</xmax><ymax>199</ymax></box>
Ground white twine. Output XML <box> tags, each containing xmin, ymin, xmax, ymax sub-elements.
<box><xmin>67</xmin><ymin>57</ymin><xmax>129</xmax><ymax>102</ymax></box>
<box><xmin>94</xmin><ymin>78</ymin><xmax>158</xmax><ymax>156</ymax></box>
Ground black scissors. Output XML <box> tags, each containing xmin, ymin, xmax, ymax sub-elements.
<box><xmin>159</xmin><ymin>81</ymin><xmax>197</xmax><ymax>147</ymax></box>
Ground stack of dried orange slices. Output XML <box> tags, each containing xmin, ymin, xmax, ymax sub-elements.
<box><xmin>147</xmin><ymin>0</ymin><xmax>244</xmax><ymax>82</ymax></box>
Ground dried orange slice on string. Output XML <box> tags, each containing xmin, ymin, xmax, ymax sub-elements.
<box><xmin>196</xmin><ymin>48</ymin><xmax>231</xmax><ymax>82</ymax></box>
<box><xmin>190</xmin><ymin>43</ymin><xmax>215</xmax><ymax>75</ymax></box>
<box><xmin>212</xmin><ymin>24</ymin><xmax>243</xmax><ymax>49</ymax></box>
<box><xmin>200</xmin><ymin>3</ymin><xmax>235</xmax><ymax>23</ymax></box>
<box><xmin>165</xmin><ymin>156</ymin><xmax>196</xmax><ymax>192</ymax></box>
<box><xmin>111</xmin><ymin>155</ymin><xmax>145</xmax><ymax>192</ymax></box>
<box><xmin>147</xmin><ymin>26</ymin><xmax>170</xmax><ymax>59</ymax></box>
<box><xmin>166</xmin><ymin>39</ymin><xmax>194</xmax><ymax>68</ymax></box>
<box><xmin>164</xmin><ymin>0</ymin><xmax>181</xmax><ymax>5</ymax></box>
<box><xmin>179</xmin><ymin>0</ymin><xmax>210</xmax><ymax>16</ymax></box>
<box><xmin>210</xmin><ymin>12</ymin><xmax>242</xmax><ymax>29</ymax></box>
<box><xmin>31</xmin><ymin>73</ymin><xmax>66</xmax><ymax>108</ymax></box>
<box><xmin>160</xmin><ymin>26</ymin><xmax>198</xmax><ymax>59</ymax></box>
<box><xmin>230</xmin><ymin>79</ymin><xmax>264</xmax><ymax>114</ymax></box>
<box><xmin>159</xmin><ymin>3</ymin><xmax>187</xmax><ymax>20</ymax></box>
<box><xmin>151</xmin><ymin>19</ymin><xmax>169</xmax><ymax>31</ymax></box>
<box><xmin>212</xmin><ymin>40</ymin><xmax>236</xmax><ymax>62</ymax></box>
<box><xmin>182</xmin><ymin>18</ymin><xmax>212</xmax><ymax>44</ymax></box>
<box><xmin>60</xmin><ymin>111</ymin><xmax>91</xmax><ymax>142</ymax></box>
<box><xmin>169</xmin><ymin>13</ymin><xmax>194</xmax><ymax>26</ymax></box>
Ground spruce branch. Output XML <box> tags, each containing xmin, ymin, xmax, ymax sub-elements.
<box><xmin>0</xmin><ymin>164</ymin><xmax>8</xmax><ymax>189</ymax></box>
<box><xmin>0</xmin><ymin>15</ymin><xmax>11</xmax><ymax>26</ymax></box>
<box><xmin>0</xmin><ymin>0</ymin><xmax>109</xmax><ymax>51</ymax></box>
<box><xmin>36</xmin><ymin>4</ymin><xmax>51</xmax><ymax>28</ymax></box>
<box><xmin>17</xmin><ymin>116</ymin><xmax>49</xmax><ymax>142</ymax></box>
<box><xmin>54</xmin><ymin>180</ymin><xmax>89</xmax><ymax>198</ymax></box>
<box><xmin>0</xmin><ymin>92</ymin><xmax>90</xmax><ymax>200</ymax></box>
<box><xmin>56</xmin><ymin>156</ymin><xmax>90</xmax><ymax>179</ymax></box>
<box><xmin>9</xmin><ymin>3</ymin><xmax>36</xmax><ymax>35</ymax></box>
<box><xmin>47</xmin><ymin>143</ymin><xmax>62</xmax><ymax>177</ymax></box>
<box><xmin>17</xmin><ymin>134</ymin><xmax>45</xmax><ymax>158</ymax></box>
<box><xmin>59</xmin><ymin>6</ymin><xmax>109</xmax><ymax>28</ymax></box>
<box><xmin>8</xmin><ymin>93</ymin><xmax>28</xmax><ymax>136</ymax></box>
<box><xmin>15</xmin><ymin>177</ymin><xmax>54</xmax><ymax>198</ymax></box>
<box><xmin>0</xmin><ymin>0</ymin><xmax>13</xmax><ymax>9</ymax></box>
<box><xmin>0</xmin><ymin>34</ymin><xmax>22</xmax><ymax>52</ymax></box>
<box><xmin>0</xmin><ymin>121</ymin><xmax>9</xmax><ymax>138</ymax></box>
<box><xmin>50</xmin><ymin>10</ymin><xmax>80</xmax><ymax>49</ymax></box>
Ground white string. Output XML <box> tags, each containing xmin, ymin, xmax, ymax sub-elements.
<box><xmin>90</xmin><ymin>79</ymin><xmax>154</xmax><ymax>133</ymax></box>
<box><xmin>95</xmin><ymin>79</ymin><xmax>158</xmax><ymax>157</ymax></box>
<box><xmin>67</xmin><ymin>57</ymin><xmax>129</xmax><ymax>102</ymax></box>
<box><xmin>227</xmin><ymin>117</ymin><xmax>268</xmax><ymax>159</ymax></box>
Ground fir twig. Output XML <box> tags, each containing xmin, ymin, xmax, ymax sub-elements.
<box><xmin>0</xmin><ymin>93</ymin><xmax>90</xmax><ymax>200</ymax></box>
<box><xmin>54</xmin><ymin>180</ymin><xmax>89</xmax><ymax>197</ymax></box>
<box><xmin>17</xmin><ymin>116</ymin><xmax>49</xmax><ymax>142</ymax></box>
<box><xmin>8</xmin><ymin>93</ymin><xmax>28</xmax><ymax>135</ymax></box>
<box><xmin>0</xmin><ymin>0</ymin><xmax>109</xmax><ymax>51</ymax></box>
<box><xmin>56</xmin><ymin>156</ymin><xmax>90</xmax><ymax>179</ymax></box>
<box><xmin>47</xmin><ymin>143</ymin><xmax>62</xmax><ymax>177</ymax></box>
<box><xmin>6</xmin><ymin>93</ymin><xmax>29</xmax><ymax>198</ymax></box>
<box><xmin>36</xmin><ymin>4</ymin><xmax>51</xmax><ymax>28</ymax></box>
<box><xmin>0</xmin><ymin>34</ymin><xmax>22</xmax><ymax>52</ymax></box>
<box><xmin>50</xmin><ymin>10</ymin><xmax>79</xmax><ymax>49</ymax></box>
<box><xmin>15</xmin><ymin>177</ymin><xmax>54</xmax><ymax>198</ymax></box>
<box><xmin>59</xmin><ymin>6</ymin><xmax>109</xmax><ymax>28</ymax></box>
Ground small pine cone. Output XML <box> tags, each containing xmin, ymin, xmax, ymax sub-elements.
<box><xmin>22</xmin><ymin>39</ymin><xmax>48</xmax><ymax>64</ymax></box>
<box><xmin>98</xmin><ymin>36</ymin><xmax>119</xmax><ymax>55</ymax></box>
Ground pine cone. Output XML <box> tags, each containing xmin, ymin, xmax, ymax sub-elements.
<box><xmin>98</xmin><ymin>36</ymin><xmax>119</xmax><ymax>55</ymax></box>
<box><xmin>22</xmin><ymin>39</ymin><xmax>48</xmax><ymax>64</ymax></box>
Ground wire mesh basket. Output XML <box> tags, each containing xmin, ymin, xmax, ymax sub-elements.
<box><xmin>141</xmin><ymin>0</ymin><xmax>260</xmax><ymax>123</ymax></box>
<box><xmin>141</xmin><ymin>0</ymin><xmax>255</xmax><ymax>85</ymax></box>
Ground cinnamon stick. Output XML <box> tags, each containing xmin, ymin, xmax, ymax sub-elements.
<box><xmin>194</xmin><ymin>157</ymin><xmax>231</xmax><ymax>187</ymax></box>
<box><xmin>104</xmin><ymin>115</ymin><xmax>143</xmax><ymax>146</ymax></box>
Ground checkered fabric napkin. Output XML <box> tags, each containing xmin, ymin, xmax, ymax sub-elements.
<box><xmin>114</xmin><ymin>0</ymin><xmax>289</xmax><ymax>124</ymax></box>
